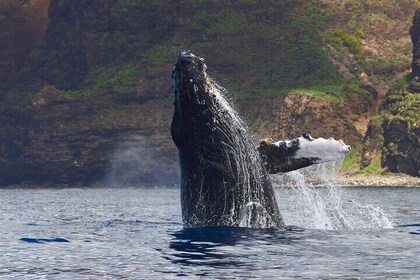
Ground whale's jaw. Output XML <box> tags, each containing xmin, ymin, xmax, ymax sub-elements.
<box><xmin>171</xmin><ymin>51</ymin><xmax>284</xmax><ymax>228</ymax></box>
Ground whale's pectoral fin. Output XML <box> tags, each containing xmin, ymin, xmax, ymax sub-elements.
<box><xmin>258</xmin><ymin>134</ymin><xmax>351</xmax><ymax>174</ymax></box>
<box><xmin>258</xmin><ymin>140</ymin><xmax>320</xmax><ymax>173</ymax></box>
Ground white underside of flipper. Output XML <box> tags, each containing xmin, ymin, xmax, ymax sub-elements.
<box><xmin>274</xmin><ymin>134</ymin><xmax>351</xmax><ymax>164</ymax></box>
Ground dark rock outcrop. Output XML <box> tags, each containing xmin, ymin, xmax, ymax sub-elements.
<box><xmin>39</xmin><ymin>0</ymin><xmax>89</xmax><ymax>90</ymax></box>
<box><xmin>368</xmin><ymin>9</ymin><xmax>420</xmax><ymax>177</ymax></box>
<box><xmin>0</xmin><ymin>0</ymin><xmax>50</xmax><ymax>93</ymax></box>
<box><xmin>410</xmin><ymin>8</ymin><xmax>420</xmax><ymax>80</ymax></box>
<box><xmin>36</xmin><ymin>0</ymin><xmax>181</xmax><ymax>91</ymax></box>
<box><xmin>375</xmin><ymin>76</ymin><xmax>419</xmax><ymax>176</ymax></box>
<box><xmin>360</xmin><ymin>118</ymin><xmax>384</xmax><ymax>169</ymax></box>
<box><xmin>382</xmin><ymin>117</ymin><xmax>419</xmax><ymax>176</ymax></box>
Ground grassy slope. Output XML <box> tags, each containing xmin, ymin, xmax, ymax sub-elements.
<box><xmin>78</xmin><ymin>0</ymin><xmax>418</xmax><ymax>97</ymax></box>
<box><xmin>59</xmin><ymin>1</ymin><xmax>340</xmax><ymax>97</ymax></box>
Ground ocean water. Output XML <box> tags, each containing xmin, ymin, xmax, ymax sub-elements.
<box><xmin>0</xmin><ymin>186</ymin><xmax>419</xmax><ymax>279</ymax></box>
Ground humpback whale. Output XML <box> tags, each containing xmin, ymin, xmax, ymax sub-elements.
<box><xmin>171</xmin><ymin>51</ymin><xmax>284</xmax><ymax>228</ymax></box>
<box><xmin>171</xmin><ymin>51</ymin><xmax>351</xmax><ymax>228</ymax></box>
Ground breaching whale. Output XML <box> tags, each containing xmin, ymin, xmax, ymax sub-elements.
<box><xmin>171</xmin><ymin>51</ymin><xmax>284</xmax><ymax>228</ymax></box>
<box><xmin>171</xmin><ymin>51</ymin><xmax>351</xmax><ymax>228</ymax></box>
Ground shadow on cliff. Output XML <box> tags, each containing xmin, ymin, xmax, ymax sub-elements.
<box><xmin>104</xmin><ymin>136</ymin><xmax>179</xmax><ymax>187</ymax></box>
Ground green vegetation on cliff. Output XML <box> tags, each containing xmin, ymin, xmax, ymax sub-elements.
<box><xmin>383</xmin><ymin>74</ymin><xmax>419</xmax><ymax>130</ymax></box>
<box><xmin>0</xmin><ymin>0</ymin><xmax>419</xmax><ymax>185</ymax></box>
<box><xmin>93</xmin><ymin>64</ymin><xmax>140</xmax><ymax>93</ymax></box>
<box><xmin>35</xmin><ymin>1</ymin><xmax>342</xmax><ymax>96</ymax></box>
<box><xmin>324</xmin><ymin>28</ymin><xmax>365</xmax><ymax>60</ymax></box>
<box><xmin>360</xmin><ymin>74</ymin><xmax>419</xmax><ymax>177</ymax></box>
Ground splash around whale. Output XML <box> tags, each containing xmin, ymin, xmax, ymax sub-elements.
<box><xmin>171</xmin><ymin>51</ymin><xmax>350</xmax><ymax>229</ymax></box>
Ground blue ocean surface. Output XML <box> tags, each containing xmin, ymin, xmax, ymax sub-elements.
<box><xmin>0</xmin><ymin>187</ymin><xmax>419</xmax><ymax>279</ymax></box>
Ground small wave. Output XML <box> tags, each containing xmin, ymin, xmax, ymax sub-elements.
<box><xmin>397</xmin><ymin>223</ymin><xmax>420</xmax><ymax>227</ymax></box>
<box><xmin>97</xmin><ymin>219</ymin><xmax>181</xmax><ymax>229</ymax></box>
<box><xmin>20</xmin><ymin>237</ymin><xmax>70</xmax><ymax>243</ymax></box>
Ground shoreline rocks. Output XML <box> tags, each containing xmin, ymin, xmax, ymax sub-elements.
<box><xmin>338</xmin><ymin>173</ymin><xmax>420</xmax><ymax>187</ymax></box>
<box><xmin>2</xmin><ymin>173</ymin><xmax>419</xmax><ymax>189</ymax></box>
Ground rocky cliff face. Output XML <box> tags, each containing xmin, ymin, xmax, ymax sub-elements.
<box><xmin>36</xmin><ymin>0</ymin><xmax>178</xmax><ymax>91</ymax></box>
<box><xmin>381</xmin><ymin>9</ymin><xmax>420</xmax><ymax>177</ymax></box>
<box><xmin>360</xmin><ymin>118</ymin><xmax>384</xmax><ymax>170</ymax></box>
<box><xmin>0</xmin><ymin>84</ymin><xmax>177</xmax><ymax>185</ymax></box>
<box><xmin>378</xmin><ymin>77</ymin><xmax>419</xmax><ymax>176</ymax></box>
<box><xmin>360</xmin><ymin>8</ymin><xmax>420</xmax><ymax>177</ymax></box>
<box><xmin>272</xmin><ymin>92</ymin><xmax>376</xmax><ymax>146</ymax></box>
<box><xmin>382</xmin><ymin>115</ymin><xmax>419</xmax><ymax>176</ymax></box>
<box><xmin>410</xmin><ymin>9</ymin><xmax>420</xmax><ymax>80</ymax></box>
<box><xmin>0</xmin><ymin>0</ymin><xmax>418</xmax><ymax>185</ymax></box>
<box><xmin>0</xmin><ymin>0</ymin><xmax>181</xmax><ymax>185</ymax></box>
<box><xmin>239</xmin><ymin>91</ymin><xmax>375</xmax><ymax>147</ymax></box>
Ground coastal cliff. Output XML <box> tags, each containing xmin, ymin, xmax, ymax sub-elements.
<box><xmin>361</xmin><ymin>10</ymin><xmax>420</xmax><ymax>177</ymax></box>
<box><xmin>0</xmin><ymin>0</ymin><xmax>418</xmax><ymax>186</ymax></box>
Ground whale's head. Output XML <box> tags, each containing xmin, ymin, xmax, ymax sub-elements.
<box><xmin>171</xmin><ymin>51</ymin><xmax>231</xmax><ymax>151</ymax></box>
